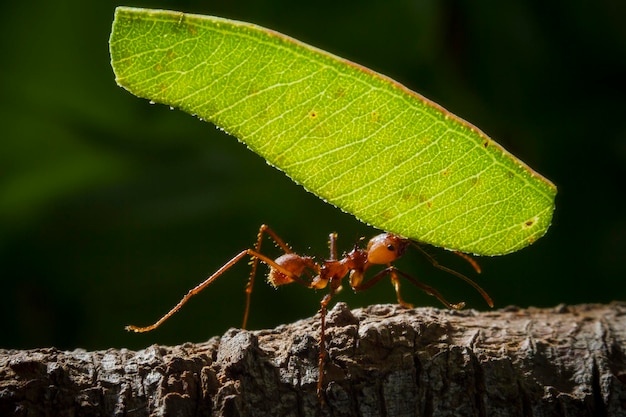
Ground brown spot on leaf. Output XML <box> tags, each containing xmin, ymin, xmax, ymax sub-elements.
<box><xmin>523</xmin><ymin>218</ymin><xmax>537</xmax><ymax>229</ymax></box>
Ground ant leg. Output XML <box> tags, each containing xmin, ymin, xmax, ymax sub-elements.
<box><xmin>353</xmin><ymin>267</ymin><xmax>466</xmax><ymax>310</ymax></box>
<box><xmin>392</xmin><ymin>268</ymin><xmax>466</xmax><ymax>310</ymax></box>
<box><xmin>244</xmin><ymin>224</ymin><xmax>295</xmax><ymax>328</ymax></box>
<box><xmin>328</xmin><ymin>232</ymin><xmax>338</xmax><ymax>261</ymax></box>
<box><xmin>350</xmin><ymin>267</ymin><xmax>414</xmax><ymax>308</ymax></box>
<box><xmin>453</xmin><ymin>250</ymin><xmax>482</xmax><ymax>274</ymax></box>
<box><xmin>350</xmin><ymin>267</ymin><xmax>388</xmax><ymax>293</ymax></box>
<box><xmin>411</xmin><ymin>244</ymin><xmax>493</xmax><ymax>307</ymax></box>
<box><xmin>317</xmin><ymin>282</ymin><xmax>337</xmax><ymax>401</ymax></box>
<box><xmin>389</xmin><ymin>268</ymin><xmax>414</xmax><ymax>308</ymax></box>
<box><xmin>126</xmin><ymin>249</ymin><xmax>302</xmax><ymax>333</ymax></box>
<box><xmin>316</xmin><ymin>280</ymin><xmax>341</xmax><ymax>400</ymax></box>
<box><xmin>317</xmin><ymin>293</ymin><xmax>331</xmax><ymax>399</ymax></box>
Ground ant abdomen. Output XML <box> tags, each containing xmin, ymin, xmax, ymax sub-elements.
<box><xmin>267</xmin><ymin>253</ymin><xmax>315</xmax><ymax>287</ymax></box>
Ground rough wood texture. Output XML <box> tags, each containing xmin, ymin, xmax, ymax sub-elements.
<box><xmin>1</xmin><ymin>302</ymin><xmax>625</xmax><ymax>417</ymax></box>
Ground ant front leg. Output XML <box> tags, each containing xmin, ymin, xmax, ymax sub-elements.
<box><xmin>411</xmin><ymin>244</ymin><xmax>493</xmax><ymax>307</ymax></box>
<box><xmin>353</xmin><ymin>266</ymin><xmax>466</xmax><ymax>310</ymax></box>
<box><xmin>389</xmin><ymin>268</ymin><xmax>414</xmax><ymax>309</ymax></box>
<box><xmin>391</xmin><ymin>268</ymin><xmax>466</xmax><ymax>310</ymax></box>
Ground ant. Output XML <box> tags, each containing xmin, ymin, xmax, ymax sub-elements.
<box><xmin>126</xmin><ymin>224</ymin><xmax>494</xmax><ymax>397</ymax></box>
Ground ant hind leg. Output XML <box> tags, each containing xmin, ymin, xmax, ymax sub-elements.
<box><xmin>126</xmin><ymin>226</ymin><xmax>305</xmax><ymax>333</ymax></box>
<box><xmin>244</xmin><ymin>224</ymin><xmax>295</xmax><ymax>329</ymax></box>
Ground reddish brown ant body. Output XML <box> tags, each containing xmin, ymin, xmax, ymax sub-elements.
<box><xmin>126</xmin><ymin>224</ymin><xmax>493</xmax><ymax>397</ymax></box>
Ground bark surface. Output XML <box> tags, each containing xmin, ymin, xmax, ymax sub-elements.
<box><xmin>1</xmin><ymin>302</ymin><xmax>625</xmax><ymax>417</ymax></box>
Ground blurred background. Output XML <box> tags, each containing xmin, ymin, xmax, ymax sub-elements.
<box><xmin>1</xmin><ymin>0</ymin><xmax>624</xmax><ymax>351</ymax></box>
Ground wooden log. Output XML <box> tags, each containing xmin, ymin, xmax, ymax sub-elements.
<box><xmin>1</xmin><ymin>302</ymin><xmax>625</xmax><ymax>416</ymax></box>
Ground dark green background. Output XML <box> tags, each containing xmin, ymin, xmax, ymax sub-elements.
<box><xmin>2</xmin><ymin>0</ymin><xmax>624</xmax><ymax>351</ymax></box>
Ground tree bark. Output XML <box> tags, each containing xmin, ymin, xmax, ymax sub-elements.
<box><xmin>1</xmin><ymin>302</ymin><xmax>625</xmax><ymax>417</ymax></box>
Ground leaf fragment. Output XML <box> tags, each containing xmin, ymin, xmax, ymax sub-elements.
<box><xmin>110</xmin><ymin>7</ymin><xmax>557</xmax><ymax>255</ymax></box>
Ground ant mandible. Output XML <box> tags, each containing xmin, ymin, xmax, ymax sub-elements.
<box><xmin>126</xmin><ymin>224</ymin><xmax>494</xmax><ymax>397</ymax></box>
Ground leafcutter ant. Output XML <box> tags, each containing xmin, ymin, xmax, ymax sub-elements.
<box><xmin>126</xmin><ymin>224</ymin><xmax>494</xmax><ymax>397</ymax></box>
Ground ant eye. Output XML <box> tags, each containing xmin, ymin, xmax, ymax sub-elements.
<box><xmin>387</xmin><ymin>244</ymin><xmax>395</xmax><ymax>251</ymax></box>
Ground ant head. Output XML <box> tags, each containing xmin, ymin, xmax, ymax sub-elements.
<box><xmin>366</xmin><ymin>233</ymin><xmax>410</xmax><ymax>265</ymax></box>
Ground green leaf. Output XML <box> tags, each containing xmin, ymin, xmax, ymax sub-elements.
<box><xmin>109</xmin><ymin>7</ymin><xmax>556</xmax><ymax>256</ymax></box>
